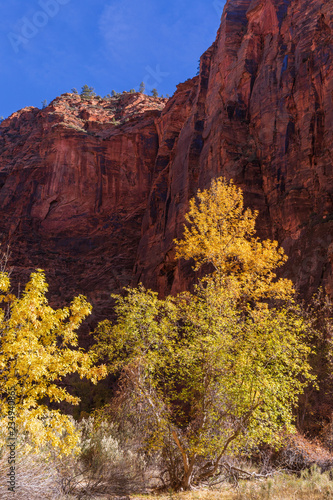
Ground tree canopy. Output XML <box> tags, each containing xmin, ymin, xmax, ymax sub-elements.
<box><xmin>94</xmin><ymin>177</ymin><xmax>314</xmax><ymax>489</ymax></box>
<box><xmin>80</xmin><ymin>85</ymin><xmax>96</xmax><ymax>99</ymax></box>
<box><xmin>175</xmin><ymin>177</ymin><xmax>294</xmax><ymax>302</ymax></box>
<box><xmin>0</xmin><ymin>270</ymin><xmax>106</xmax><ymax>455</ymax></box>
<box><xmin>139</xmin><ymin>82</ymin><xmax>145</xmax><ymax>94</ymax></box>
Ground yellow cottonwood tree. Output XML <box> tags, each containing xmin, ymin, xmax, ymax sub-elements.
<box><xmin>0</xmin><ymin>269</ymin><xmax>106</xmax><ymax>455</ymax></box>
<box><xmin>94</xmin><ymin>178</ymin><xmax>315</xmax><ymax>489</ymax></box>
<box><xmin>175</xmin><ymin>177</ymin><xmax>293</xmax><ymax>301</ymax></box>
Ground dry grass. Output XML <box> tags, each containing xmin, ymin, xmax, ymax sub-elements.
<box><xmin>0</xmin><ymin>422</ymin><xmax>333</xmax><ymax>499</ymax></box>
<box><xmin>0</xmin><ymin>447</ymin><xmax>67</xmax><ymax>499</ymax></box>
<box><xmin>0</xmin><ymin>463</ymin><xmax>333</xmax><ymax>499</ymax></box>
<box><xmin>131</xmin><ymin>466</ymin><xmax>333</xmax><ymax>500</ymax></box>
<box><xmin>132</xmin><ymin>491</ymin><xmax>235</xmax><ymax>500</ymax></box>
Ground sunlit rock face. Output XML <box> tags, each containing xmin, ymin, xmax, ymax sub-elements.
<box><xmin>136</xmin><ymin>0</ymin><xmax>333</xmax><ymax>299</ymax></box>
<box><xmin>0</xmin><ymin>93</ymin><xmax>167</xmax><ymax>326</ymax></box>
<box><xmin>1</xmin><ymin>0</ymin><xmax>333</xmax><ymax>326</ymax></box>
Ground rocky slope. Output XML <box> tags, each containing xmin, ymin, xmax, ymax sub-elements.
<box><xmin>1</xmin><ymin>0</ymin><xmax>333</xmax><ymax>327</ymax></box>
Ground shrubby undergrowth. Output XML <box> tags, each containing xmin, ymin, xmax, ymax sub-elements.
<box><xmin>0</xmin><ymin>415</ymin><xmax>155</xmax><ymax>499</ymax></box>
<box><xmin>0</xmin><ymin>416</ymin><xmax>332</xmax><ymax>498</ymax></box>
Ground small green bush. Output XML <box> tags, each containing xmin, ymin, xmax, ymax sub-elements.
<box><xmin>80</xmin><ymin>85</ymin><xmax>96</xmax><ymax>99</ymax></box>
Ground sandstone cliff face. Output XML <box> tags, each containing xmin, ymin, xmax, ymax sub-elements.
<box><xmin>136</xmin><ymin>0</ymin><xmax>333</xmax><ymax>299</ymax></box>
<box><xmin>0</xmin><ymin>93</ymin><xmax>168</xmax><ymax>325</ymax></box>
<box><xmin>1</xmin><ymin>0</ymin><xmax>333</xmax><ymax>324</ymax></box>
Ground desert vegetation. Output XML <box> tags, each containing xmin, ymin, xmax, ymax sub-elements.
<box><xmin>1</xmin><ymin>178</ymin><xmax>333</xmax><ymax>498</ymax></box>
<box><xmin>66</xmin><ymin>84</ymin><xmax>168</xmax><ymax>101</ymax></box>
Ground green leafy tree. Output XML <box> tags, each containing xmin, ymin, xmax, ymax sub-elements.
<box><xmin>71</xmin><ymin>88</ymin><xmax>78</xmax><ymax>94</ymax></box>
<box><xmin>151</xmin><ymin>88</ymin><xmax>158</xmax><ymax>97</ymax></box>
<box><xmin>94</xmin><ymin>178</ymin><xmax>314</xmax><ymax>489</ymax></box>
<box><xmin>129</xmin><ymin>89</ymin><xmax>136</xmax><ymax>94</ymax></box>
<box><xmin>139</xmin><ymin>82</ymin><xmax>145</xmax><ymax>94</ymax></box>
<box><xmin>41</xmin><ymin>99</ymin><xmax>48</xmax><ymax>109</ymax></box>
<box><xmin>80</xmin><ymin>85</ymin><xmax>96</xmax><ymax>99</ymax></box>
<box><xmin>94</xmin><ymin>285</ymin><xmax>313</xmax><ymax>490</ymax></box>
<box><xmin>0</xmin><ymin>270</ymin><xmax>106</xmax><ymax>455</ymax></box>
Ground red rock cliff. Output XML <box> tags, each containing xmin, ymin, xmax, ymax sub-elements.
<box><xmin>136</xmin><ymin>0</ymin><xmax>333</xmax><ymax>298</ymax></box>
<box><xmin>1</xmin><ymin>0</ymin><xmax>333</xmax><ymax>322</ymax></box>
<box><xmin>0</xmin><ymin>93</ymin><xmax>167</xmax><ymax>325</ymax></box>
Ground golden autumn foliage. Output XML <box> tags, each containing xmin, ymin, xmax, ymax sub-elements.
<box><xmin>175</xmin><ymin>177</ymin><xmax>294</xmax><ymax>301</ymax></box>
<box><xmin>0</xmin><ymin>269</ymin><xmax>106</xmax><ymax>455</ymax></box>
<box><xmin>94</xmin><ymin>178</ymin><xmax>315</xmax><ymax>490</ymax></box>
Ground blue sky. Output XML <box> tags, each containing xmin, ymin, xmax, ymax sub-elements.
<box><xmin>1</xmin><ymin>0</ymin><xmax>226</xmax><ymax>119</ymax></box>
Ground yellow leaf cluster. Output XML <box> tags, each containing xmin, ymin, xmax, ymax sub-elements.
<box><xmin>175</xmin><ymin>177</ymin><xmax>294</xmax><ymax>301</ymax></box>
<box><xmin>0</xmin><ymin>270</ymin><xmax>107</xmax><ymax>455</ymax></box>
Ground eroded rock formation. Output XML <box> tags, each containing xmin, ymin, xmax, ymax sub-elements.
<box><xmin>0</xmin><ymin>93</ymin><xmax>167</xmax><ymax>326</ymax></box>
<box><xmin>1</xmin><ymin>0</ymin><xmax>333</xmax><ymax>327</ymax></box>
<box><xmin>136</xmin><ymin>0</ymin><xmax>333</xmax><ymax>299</ymax></box>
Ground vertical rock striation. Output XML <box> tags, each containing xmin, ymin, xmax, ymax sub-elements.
<box><xmin>136</xmin><ymin>0</ymin><xmax>333</xmax><ymax>299</ymax></box>
<box><xmin>0</xmin><ymin>93</ymin><xmax>167</xmax><ymax>324</ymax></box>
<box><xmin>1</xmin><ymin>0</ymin><xmax>333</xmax><ymax>321</ymax></box>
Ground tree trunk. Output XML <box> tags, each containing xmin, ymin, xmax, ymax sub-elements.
<box><xmin>171</xmin><ymin>430</ymin><xmax>196</xmax><ymax>490</ymax></box>
<box><xmin>182</xmin><ymin>464</ymin><xmax>194</xmax><ymax>490</ymax></box>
